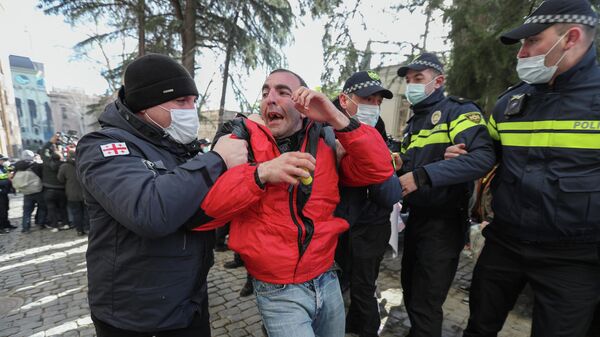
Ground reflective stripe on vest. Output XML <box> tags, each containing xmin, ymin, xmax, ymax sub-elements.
<box><xmin>496</xmin><ymin>119</ymin><xmax>600</xmax><ymax>149</ymax></box>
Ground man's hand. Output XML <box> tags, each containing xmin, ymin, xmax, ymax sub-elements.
<box><xmin>257</xmin><ymin>152</ymin><xmax>316</xmax><ymax>185</ymax></box>
<box><xmin>399</xmin><ymin>172</ymin><xmax>418</xmax><ymax>197</ymax></box>
<box><xmin>290</xmin><ymin>87</ymin><xmax>350</xmax><ymax>130</ymax></box>
<box><xmin>444</xmin><ymin>143</ymin><xmax>468</xmax><ymax>160</ymax></box>
<box><xmin>212</xmin><ymin>135</ymin><xmax>248</xmax><ymax>169</ymax></box>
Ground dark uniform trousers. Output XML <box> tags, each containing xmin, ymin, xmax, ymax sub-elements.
<box><xmin>92</xmin><ymin>296</ymin><xmax>211</xmax><ymax>337</ymax></box>
<box><xmin>343</xmin><ymin>222</ymin><xmax>391</xmax><ymax>337</ymax></box>
<box><xmin>464</xmin><ymin>228</ymin><xmax>600</xmax><ymax>337</ymax></box>
<box><xmin>401</xmin><ymin>207</ymin><xmax>466</xmax><ymax>337</ymax></box>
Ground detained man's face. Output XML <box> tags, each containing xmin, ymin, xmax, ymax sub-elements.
<box><xmin>260</xmin><ymin>72</ymin><xmax>304</xmax><ymax>139</ymax></box>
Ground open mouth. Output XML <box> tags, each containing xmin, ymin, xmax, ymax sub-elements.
<box><xmin>267</xmin><ymin>111</ymin><xmax>284</xmax><ymax>122</ymax></box>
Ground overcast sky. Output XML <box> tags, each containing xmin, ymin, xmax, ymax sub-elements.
<box><xmin>0</xmin><ymin>0</ymin><xmax>449</xmax><ymax>110</ymax></box>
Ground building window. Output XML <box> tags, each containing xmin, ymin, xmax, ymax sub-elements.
<box><xmin>45</xmin><ymin>102</ymin><xmax>52</xmax><ymax>124</ymax></box>
<box><xmin>61</xmin><ymin>106</ymin><xmax>68</xmax><ymax>119</ymax></box>
<box><xmin>15</xmin><ymin>98</ymin><xmax>22</xmax><ymax>118</ymax></box>
<box><xmin>34</xmin><ymin>127</ymin><xmax>40</xmax><ymax>135</ymax></box>
<box><xmin>28</xmin><ymin>99</ymin><xmax>37</xmax><ymax>119</ymax></box>
<box><xmin>21</xmin><ymin>126</ymin><xmax>26</xmax><ymax>133</ymax></box>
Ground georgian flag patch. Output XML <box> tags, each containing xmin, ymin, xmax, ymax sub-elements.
<box><xmin>100</xmin><ymin>142</ymin><xmax>130</xmax><ymax>157</ymax></box>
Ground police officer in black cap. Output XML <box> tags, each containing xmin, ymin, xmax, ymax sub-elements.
<box><xmin>451</xmin><ymin>1</ymin><xmax>600</xmax><ymax>336</ymax></box>
<box><xmin>396</xmin><ymin>53</ymin><xmax>495</xmax><ymax>337</ymax></box>
<box><xmin>334</xmin><ymin>71</ymin><xmax>401</xmax><ymax>337</ymax></box>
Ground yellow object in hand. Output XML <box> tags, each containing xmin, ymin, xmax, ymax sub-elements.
<box><xmin>299</xmin><ymin>168</ymin><xmax>313</xmax><ymax>185</ymax></box>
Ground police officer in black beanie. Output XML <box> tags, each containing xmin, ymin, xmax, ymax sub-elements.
<box><xmin>76</xmin><ymin>53</ymin><xmax>248</xmax><ymax>337</ymax></box>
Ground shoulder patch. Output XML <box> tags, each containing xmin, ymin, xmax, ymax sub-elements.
<box><xmin>100</xmin><ymin>142</ymin><xmax>130</xmax><ymax>157</ymax></box>
<box><xmin>464</xmin><ymin>112</ymin><xmax>482</xmax><ymax>123</ymax></box>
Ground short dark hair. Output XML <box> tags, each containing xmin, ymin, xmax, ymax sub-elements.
<box><xmin>555</xmin><ymin>23</ymin><xmax>597</xmax><ymax>45</ymax></box>
<box><xmin>269</xmin><ymin>69</ymin><xmax>308</xmax><ymax>87</ymax></box>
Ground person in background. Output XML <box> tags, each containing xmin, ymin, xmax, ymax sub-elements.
<box><xmin>57</xmin><ymin>150</ymin><xmax>87</xmax><ymax>236</ymax></box>
<box><xmin>12</xmin><ymin>150</ymin><xmax>46</xmax><ymax>233</ymax></box>
<box><xmin>39</xmin><ymin>134</ymin><xmax>69</xmax><ymax>233</ymax></box>
<box><xmin>334</xmin><ymin>70</ymin><xmax>402</xmax><ymax>337</ymax></box>
<box><xmin>0</xmin><ymin>154</ymin><xmax>15</xmax><ymax>233</ymax></box>
<box><xmin>199</xmin><ymin>138</ymin><xmax>211</xmax><ymax>153</ymax></box>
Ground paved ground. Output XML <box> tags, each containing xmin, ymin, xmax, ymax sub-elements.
<box><xmin>0</xmin><ymin>194</ymin><xmax>533</xmax><ymax>337</ymax></box>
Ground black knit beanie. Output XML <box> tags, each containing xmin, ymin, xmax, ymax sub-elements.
<box><xmin>123</xmin><ymin>53</ymin><xmax>199</xmax><ymax>113</ymax></box>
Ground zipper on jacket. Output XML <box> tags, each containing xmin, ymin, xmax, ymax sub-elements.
<box><xmin>289</xmin><ymin>184</ymin><xmax>304</xmax><ymax>258</ymax></box>
<box><xmin>183</xmin><ymin>232</ymin><xmax>187</xmax><ymax>250</ymax></box>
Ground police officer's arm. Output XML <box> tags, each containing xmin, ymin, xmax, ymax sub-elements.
<box><xmin>444</xmin><ymin>104</ymin><xmax>504</xmax><ymax>160</ymax></box>
<box><xmin>337</xmin><ymin>120</ymin><xmax>395</xmax><ymax>186</ymax></box>
<box><xmin>422</xmin><ymin>104</ymin><xmax>496</xmax><ymax>187</ymax></box>
<box><xmin>76</xmin><ymin>133</ymin><xmax>228</xmax><ymax>239</ymax></box>
<box><xmin>367</xmin><ymin>174</ymin><xmax>402</xmax><ymax>208</ymax></box>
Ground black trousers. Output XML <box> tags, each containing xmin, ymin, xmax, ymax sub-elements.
<box><xmin>215</xmin><ymin>222</ymin><xmax>229</xmax><ymax>247</ymax></box>
<box><xmin>0</xmin><ymin>193</ymin><xmax>9</xmax><ymax>228</ymax></box>
<box><xmin>464</xmin><ymin>229</ymin><xmax>600</xmax><ymax>337</ymax></box>
<box><xmin>401</xmin><ymin>208</ymin><xmax>466</xmax><ymax>337</ymax></box>
<box><xmin>343</xmin><ymin>222</ymin><xmax>391</xmax><ymax>337</ymax></box>
<box><xmin>588</xmin><ymin>304</ymin><xmax>600</xmax><ymax>337</ymax></box>
<box><xmin>43</xmin><ymin>188</ymin><xmax>67</xmax><ymax>228</ymax></box>
<box><xmin>92</xmin><ymin>299</ymin><xmax>211</xmax><ymax>337</ymax></box>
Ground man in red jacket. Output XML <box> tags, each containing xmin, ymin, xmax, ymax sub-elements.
<box><xmin>197</xmin><ymin>69</ymin><xmax>394</xmax><ymax>337</ymax></box>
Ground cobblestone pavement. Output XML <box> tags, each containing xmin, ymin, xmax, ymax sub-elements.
<box><xmin>0</xmin><ymin>194</ymin><xmax>532</xmax><ymax>337</ymax></box>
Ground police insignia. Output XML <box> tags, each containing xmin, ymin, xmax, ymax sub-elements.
<box><xmin>367</xmin><ymin>71</ymin><xmax>380</xmax><ymax>81</ymax></box>
<box><xmin>431</xmin><ymin>110</ymin><xmax>442</xmax><ymax>125</ymax></box>
<box><xmin>465</xmin><ymin>112</ymin><xmax>482</xmax><ymax>123</ymax></box>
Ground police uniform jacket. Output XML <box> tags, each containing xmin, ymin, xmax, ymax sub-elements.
<box><xmin>400</xmin><ymin>88</ymin><xmax>496</xmax><ymax>210</ymax></box>
<box><xmin>487</xmin><ymin>45</ymin><xmax>600</xmax><ymax>243</ymax></box>
<box><xmin>76</xmin><ymin>94</ymin><xmax>226</xmax><ymax>331</ymax></box>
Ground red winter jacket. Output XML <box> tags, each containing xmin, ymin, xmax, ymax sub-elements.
<box><xmin>195</xmin><ymin>119</ymin><xmax>393</xmax><ymax>284</ymax></box>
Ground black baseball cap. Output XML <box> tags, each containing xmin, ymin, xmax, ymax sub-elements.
<box><xmin>397</xmin><ymin>52</ymin><xmax>444</xmax><ymax>77</ymax></box>
<box><xmin>500</xmin><ymin>0</ymin><xmax>598</xmax><ymax>45</ymax></box>
<box><xmin>342</xmin><ymin>71</ymin><xmax>393</xmax><ymax>99</ymax></box>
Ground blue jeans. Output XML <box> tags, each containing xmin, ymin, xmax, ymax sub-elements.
<box><xmin>67</xmin><ymin>201</ymin><xmax>88</xmax><ymax>233</ymax></box>
<box><xmin>22</xmin><ymin>192</ymin><xmax>47</xmax><ymax>231</ymax></box>
<box><xmin>253</xmin><ymin>270</ymin><xmax>345</xmax><ymax>337</ymax></box>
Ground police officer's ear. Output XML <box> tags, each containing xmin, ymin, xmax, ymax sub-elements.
<box><xmin>338</xmin><ymin>94</ymin><xmax>347</xmax><ymax>109</ymax></box>
<box><xmin>562</xmin><ymin>27</ymin><xmax>583</xmax><ymax>50</ymax></box>
<box><xmin>433</xmin><ymin>74</ymin><xmax>445</xmax><ymax>89</ymax></box>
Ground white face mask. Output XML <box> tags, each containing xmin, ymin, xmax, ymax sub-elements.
<box><xmin>148</xmin><ymin>106</ymin><xmax>199</xmax><ymax>144</ymax></box>
<box><xmin>516</xmin><ymin>33</ymin><xmax>568</xmax><ymax>84</ymax></box>
<box><xmin>405</xmin><ymin>76</ymin><xmax>438</xmax><ymax>105</ymax></box>
<box><xmin>355</xmin><ymin>104</ymin><xmax>380</xmax><ymax>127</ymax></box>
<box><xmin>346</xmin><ymin>95</ymin><xmax>380</xmax><ymax>127</ymax></box>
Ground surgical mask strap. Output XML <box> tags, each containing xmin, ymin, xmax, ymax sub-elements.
<box><xmin>145</xmin><ymin>111</ymin><xmax>166</xmax><ymax>132</ymax></box>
